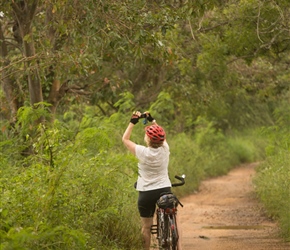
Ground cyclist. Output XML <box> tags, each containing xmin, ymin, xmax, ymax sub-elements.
<box><xmin>122</xmin><ymin>111</ymin><xmax>182</xmax><ymax>250</ymax></box>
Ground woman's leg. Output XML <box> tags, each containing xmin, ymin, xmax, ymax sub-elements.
<box><xmin>141</xmin><ymin>217</ymin><xmax>153</xmax><ymax>250</ymax></box>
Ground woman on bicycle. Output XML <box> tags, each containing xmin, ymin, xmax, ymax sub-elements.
<box><xmin>122</xmin><ymin>111</ymin><xmax>182</xmax><ymax>250</ymax></box>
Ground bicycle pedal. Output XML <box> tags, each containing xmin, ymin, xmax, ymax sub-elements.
<box><xmin>150</xmin><ymin>224</ymin><xmax>158</xmax><ymax>234</ymax></box>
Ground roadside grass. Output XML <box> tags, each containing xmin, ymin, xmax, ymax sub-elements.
<box><xmin>254</xmin><ymin>102</ymin><xmax>290</xmax><ymax>241</ymax></box>
<box><xmin>0</xmin><ymin>115</ymin><xmax>142</xmax><ymax>250</ymax></box>
<box><xmin>254</xmin><ymin>151</ymin><xmax>290</xmax><ymax>241</ymax></box>
<box><xmin>169</xmin><ymin>125</ymin><xmax>265</xmax><ymax>197</ymax></box>
<box><xmin>253</xmin><ymin>121</ymin><xmax>290</xmax><ymax>241</ymax></box>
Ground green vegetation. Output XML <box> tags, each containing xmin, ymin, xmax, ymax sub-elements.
<box><xmin>169</xmin><ymin>120</ymin><xmax>266</xmax><ymax>197</ymax></box>
<box><xmin>1</xmin><ymin>109</ymin><xmax>142</xmax><ymax>249</ymax></box>
<box><xmin>0</xmin><ymin>104</ymin><xmax>276</xmax><ymax>249</ymax></box>
<box><xmin>1</xmin><ymin>0</ymin><xmax>289</xmax><ymax>248</ymax></box>
<box><xmin>254</xmin><ymin>101</ymin><xmax>290</xmax><ymax>241</ymax></box>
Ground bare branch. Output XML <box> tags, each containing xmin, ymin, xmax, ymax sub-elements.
<box><xmin>198</xmin><ymin>21</ymin><xmax>229</xmax><ymax>33</ymax></box>
<box><xmin>256</xmin><ymin>0</ymin><xmax>264</xmax><ymax>43</ymax></box>
<box><xmin>11</xmin><ymin>1</ymin><xmax>24</xmax><ymax>17</ymax></box>
<box><xmin>29</xmin><ymin>1</ymin><xmax>39</xmax><ymax>21</ymax></box>
<box><xmin>260</xmin><ymin>29</ymin><xmax>285</xmax><ymax>49</ymax></box>
<box><xmin>188</xmin><ymin>19</ymin><xmax>197</xmax><ymax>41</ymax></box>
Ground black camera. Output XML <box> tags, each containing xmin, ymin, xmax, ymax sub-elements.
<box><xmin>140</xmin><ymin>113</ymin><xmax>147</xmax><ymax>119</ymax></box>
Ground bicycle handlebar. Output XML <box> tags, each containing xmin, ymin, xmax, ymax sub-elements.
<box><xmin>172</xmin><ymin>174</ymin><xmax>186</xmax><ymax>187</ymax></box>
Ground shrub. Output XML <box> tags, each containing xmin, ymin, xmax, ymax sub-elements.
<box><xmin>0</xmin><ymin>114</ymin><xmax>142</xmax><ymax>250</ymax></box>
<box><xmin>254</xmin><ymin>102</ymin><xmax>290</xmax><ymax>241</ymax></box>
<box><xmin>254</xmin><ymin>152</ymin><xmax>290</xmax><ymax>240</ymax></box>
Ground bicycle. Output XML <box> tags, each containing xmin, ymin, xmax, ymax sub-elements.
<box><xmin>150</xmin><ymin>175</ymin><xmax>185</xmax><ymax>250</ymax></box>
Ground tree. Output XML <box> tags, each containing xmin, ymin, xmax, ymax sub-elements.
<box><xmin>0</xmin><ymin>0</ymin><xmax>190</xmax><ymax>121</ymax></box>
<box><xmin>12</xmin><ymin>1</ymin><xmax>43</xmax><ymax>105</ymax></box>
<box><xmin>1</xmin><ymin>0</ymin><xmax>289</xmax><ymax>130</ymax></box>
<box><xmin>0</xmin><ymin>20</ymin><xmax>20</xmax><ymax>122</ymax></box>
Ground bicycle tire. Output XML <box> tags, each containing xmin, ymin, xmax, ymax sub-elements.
<box><xmin>164</xmin><ymin>215</ymin><xmax>171</xmax><ymax>250</ymax></box>
<box><xmin>157</xmin><ymin>209</ymin><xmax>166</xmax><ymax>249</ymax></box>
<box><xmin>169</xmin><ymin>214</ymin><xmax>178</xmax><ymax>250</ymax></box>
<box><xmin>159</xmin><ymin>212</ymin><xmax>178</xmax><ymax>250</ymax></box>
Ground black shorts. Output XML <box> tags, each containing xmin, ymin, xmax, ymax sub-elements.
<box><xmin>138</xmin><ymin>187</ymin><xmax>171</xmax><ymax>218</ymax></box>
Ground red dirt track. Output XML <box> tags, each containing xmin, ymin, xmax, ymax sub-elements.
<box><xmin>179</xmin><ymin>163</ymin><xmax>290</xmax><ymax>250</ymax></box>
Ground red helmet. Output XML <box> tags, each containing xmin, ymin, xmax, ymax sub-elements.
<box><xmin>145</xmin><ymin>125</ymin><xmax>166</xmax><ymax>143</ymax></box>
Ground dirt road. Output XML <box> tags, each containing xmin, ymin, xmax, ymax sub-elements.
<box><xmin>179</xmin><ymin>163</ymin><xmax>290</xmax><ymax>250</ymax></box>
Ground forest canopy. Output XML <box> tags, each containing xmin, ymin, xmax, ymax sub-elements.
<box><xmin>0</xmin><ymin>0</ymin><xmax>289</xmax><ymax>131</ymax></box>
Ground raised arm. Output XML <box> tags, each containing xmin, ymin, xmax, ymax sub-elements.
<box><xmin>122</xmin><ymin>122</ymin><xmax>137</xmax><ymax>154</ymax></box>
<box><xmin>122</xmin><ymin>111</ymin><xmax>140</xmax><ymax>155</ymax></box>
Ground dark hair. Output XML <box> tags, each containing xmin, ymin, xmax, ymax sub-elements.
<box><xmin>148</xmin><ymin>140</ymin><xmax>163</xmax><ymax>148</ymax></box>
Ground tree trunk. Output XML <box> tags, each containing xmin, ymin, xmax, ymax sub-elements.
<box><xmin>45</xmin><ymin>3</ymin><xmax>61</xmax><ymax>117</ymax></box>
<box><xmin>0</xmin><ymin>22</ymin><xmax>19</xmax><ymax>122</ymax></box>
<box><xmin>12</xmin><ymin>0</ymin><xmax>43</xmax><ymax>106</ymax></box>
<box><xmin>23</xmin><ymin>40</ymin><xmax>43</xmax><ymax>105</ymax></box>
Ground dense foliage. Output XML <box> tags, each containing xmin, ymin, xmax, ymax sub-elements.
<box><xmin>254</xmin><ymin>99</ymin><xmax>290</xmax><ymax>241</ymax></box>
<box><xmin>1</xmin><ymin>108</ymin><xmax>142</xmax><ymax>249</ymax></box>
<box><xmin>1</xmin><ymin>0</ymin><xmax>289</xmax><ymax>248</ymax></box>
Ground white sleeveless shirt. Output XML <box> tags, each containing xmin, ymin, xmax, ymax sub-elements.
<box><xmin>135</xmin><ymin>141</ymin><xmax>171</xmax><ymax>191</ymax></box>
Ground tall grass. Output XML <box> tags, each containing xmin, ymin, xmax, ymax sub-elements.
<box><xmin>253</xmin><ymin>102</ymin><xmax>290</xmax><ymax>241</ymax></box>
<box><xmin>254</xmin><ymin>152</ymin><xmax>290</xmax><ymax>241</ymax></box>
<box><xmin>168</xmin><ymin>118</ymin><xmax>266</xmax><ymax>197</ymax></box>
<box><xmin>0</xmin><ymin>112</ymin><xmax>142</xmax><ymax>250</ymax></box>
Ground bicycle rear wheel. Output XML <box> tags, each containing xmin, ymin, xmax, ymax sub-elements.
<box><xmin>161</xmin><ymin>213</ymin><xmax>178</xmax><ymax>250</ymax></box>
<box><xmin>168</xmin><ymin>214</ymin><xmax>178</xmax><ymax>250</ymax></box>
<box><xmin>157</xmin><ymin>209</ymin><xmax>166</xmax><ymax>248</ymax></box>
<box><xmin>157</xmin><ymin>209</ymin><xmax>179</xmax><ymax>250</ymax></box>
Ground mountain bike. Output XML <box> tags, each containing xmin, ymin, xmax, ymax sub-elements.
<box><xmin>150</xmin><ymin>175</ymin><xmax>185</xmax><ymax>250</ymax></box>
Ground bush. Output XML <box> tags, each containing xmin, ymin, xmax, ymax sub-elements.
<box><xmin>254</xmin><ymin>152</ymin><xmax>290</xmax><ymax>241</ymax></box>
<box><xmin>169</xmin><ymin>118</ymin><xmax>265</xmax><ymax>197</ymax></box>
<box><xmin>254</xmin><ymin>102</ymin><xmax>290</xmax><ymax>241</ymax></box>
<box><xmin>0</xmin><ymin>113</ymin><xmax>142</xmax><ymax>250</ymax></box>
<box><xmin>226</xmin><ymin>130</ymin><xmax>267</xmax><ymax>164</ymax></box>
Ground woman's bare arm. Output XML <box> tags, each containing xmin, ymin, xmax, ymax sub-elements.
<box><xmin>122</xmin><ymin>122</ymin><xmax>137</xmax><ymax>155</ymax></box>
